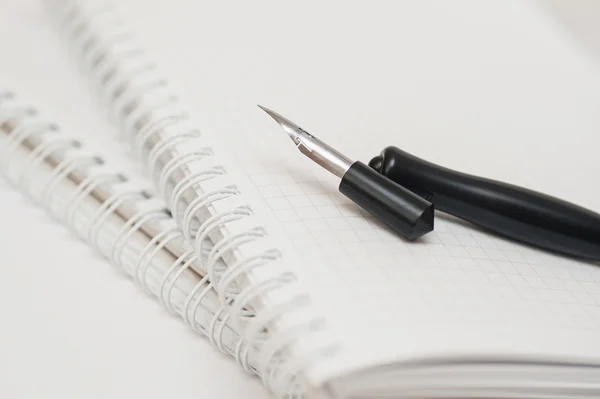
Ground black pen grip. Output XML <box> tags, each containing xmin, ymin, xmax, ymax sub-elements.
<box><xmin>369</xmin><ymin>146</ymin><xmax>600</xmax><ymax>260</ymax></box>
<box><xmin>339</xmin><ymin>161</ymin><xmax>434</xmax><ymax>240</ymax></box>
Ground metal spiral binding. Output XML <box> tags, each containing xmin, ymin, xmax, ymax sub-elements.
<box><xmin>0</xmin><ymin>92</ymin><xmax>265</xmax><ymax>379</ymax></box>
<box><xmin>47</xmin><ymin>1</ymin><xmax>342</xmax><ymax>397</ymax></box>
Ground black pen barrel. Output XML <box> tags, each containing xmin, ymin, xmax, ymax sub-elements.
<box><xmin>370</xmin><ymin>146</ymin><xmax>600</xmax><ymax>261</ymax></box>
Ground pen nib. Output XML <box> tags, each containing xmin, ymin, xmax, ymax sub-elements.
<box><xmin>257</xmin><ymin>105</ymin><xmax>307</xmax><ymax>147</ymax></box>
<box><xmin>258</xmin><ymin>105</ymin><xmax>354</xmax><ymax>178</ymax></box>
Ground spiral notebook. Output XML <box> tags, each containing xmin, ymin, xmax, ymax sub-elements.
<box><xmin>0</xmin><ymin>87</ymin><xmax>263</xmax><ymax>365</ymax></box>
<box><xmin>6</xmin><ymin>0</ymin><xmax>600</xmax><ymax>398</ymax></box>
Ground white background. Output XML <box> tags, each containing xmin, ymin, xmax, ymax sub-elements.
<box><xmin>1</xmin><ymin>1</ymin><xmax>600</xmax><ymax>398</ymax></box>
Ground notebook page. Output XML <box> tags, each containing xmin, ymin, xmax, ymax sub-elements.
<box><xmin>0</xmin><ymin>3</ymin><xmax>265</xmax><ymax>398</ymax></box>
<box><xmin>82</xmin><ymin>0</ymin><xmax>600</xmax><ymax>388</ymax></box>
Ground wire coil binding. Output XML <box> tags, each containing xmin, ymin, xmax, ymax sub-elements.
<box><xmin>0</xmin><ymin>92</ymin><xmax>264</xmax><ymax>380</ymax></box>
<box><xmin>47</xmin><ymin>0</ymin><xmax>342</xmax><ymax>396</ymax></box>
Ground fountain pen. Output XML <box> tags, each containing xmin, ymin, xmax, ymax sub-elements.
<box><xmin>259</xmin><ymin>105</ymin><xmax>600</xmax><ymax>261</ymax></box>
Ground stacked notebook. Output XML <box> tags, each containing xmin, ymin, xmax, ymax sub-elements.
<box><xmin>1</xmin><ymin>0</ymin><xmax>600</xmax><ymax>397</ymax></box>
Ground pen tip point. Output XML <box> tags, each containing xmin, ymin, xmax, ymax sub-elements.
<box><xmin>257</xmin><ymin>105</ymin><xmax>307</xmax><ymax>143</ymax></box>
<box><xmin>257</xmin><ymin>105</ymin><xmax>288</xmax><ymax>125</ymax></box>
<box><xmin>257</xmin><ymin>104</ymin><xmax>274</xmax><ymax>116</ymax></box>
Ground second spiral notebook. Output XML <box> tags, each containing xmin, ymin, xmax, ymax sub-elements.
<box><xmin>29</xmin><ymin>0</ymin><xmax>600</xmax><ymax>398</ymax></box>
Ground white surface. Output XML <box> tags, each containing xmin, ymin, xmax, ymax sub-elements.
<box><xmin>2</xmin><ymin>0</ymin><xmax>600</xmax><ymax>398</ymax></box>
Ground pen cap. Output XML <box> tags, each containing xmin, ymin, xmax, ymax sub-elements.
<box><xmin>339</xmin><ymin>161</ymin><xmax>434</xmax><ymax>240</ymax></box>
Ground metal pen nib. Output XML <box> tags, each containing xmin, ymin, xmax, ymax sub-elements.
<box><xmin>258</xmin><ymin>105</ymin><xmax>353</xmax><ymax>178</ymax></box>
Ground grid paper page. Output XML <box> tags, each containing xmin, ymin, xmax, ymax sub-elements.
<box><xmin>87</xmin><ymin>0</ymin><xmax>600</xmax><ymax>387</ymax></box>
